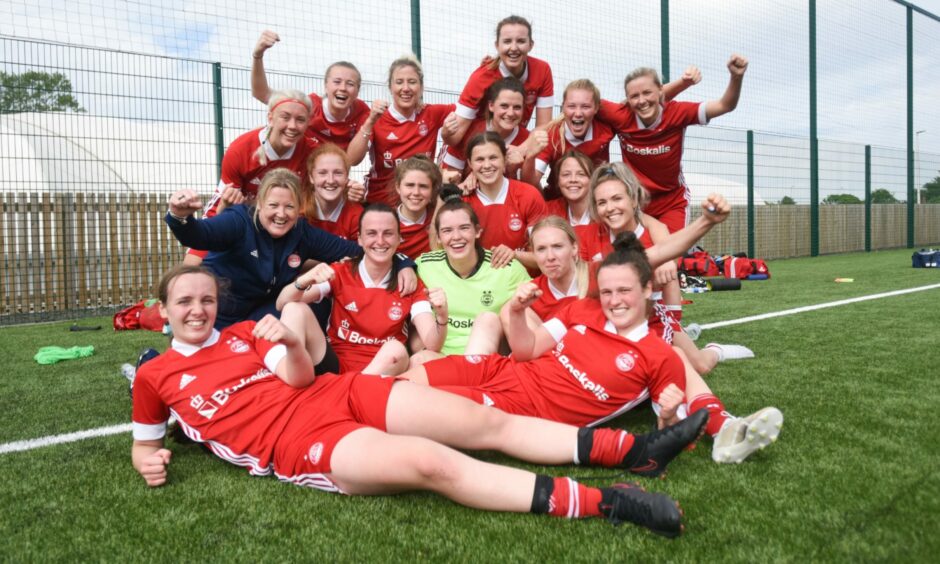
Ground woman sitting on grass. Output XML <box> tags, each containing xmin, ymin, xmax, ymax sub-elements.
<box><xmin>131</xmin><ymin>264</ymin><xmax>711</xmax><ymax>538</ymax></box>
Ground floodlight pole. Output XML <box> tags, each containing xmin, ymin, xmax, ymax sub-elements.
<box><xmin>411</xmin><ymin>0</ymin><xmax>422</xmax><ymax>61</ymax></box>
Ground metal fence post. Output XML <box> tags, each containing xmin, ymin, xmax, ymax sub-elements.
<box><xmin>747</xmin><ymin>130</ymin><xmax>755</xmax><ymax>258</ymax></box>
<box><xmin>213</xmin><ymin>62</ymin><xmax>224</xmax><ymax>179</ymax></box>
<box><xmin>411</xmin><ymin>0</ymin><xmax>422</xmax><ymax>61</ymax></box>
<box><xmin>865</xmin><ymin>145</ymin><xmax>872</xmax><ymax>252</ymax></box>
<box><xmin>906</xmin><ymin>5</ymin><xmax>915</xmax><ymax>248</ymax></box>
<box><xmin>809</xmin><ymin>0</ymin><xmax>819</xmax><ymax>256</ymax></box>
<box><xmin>660</xmin><ymin>0</ymin><xmax>670</xmax><ymax>82</ymax></box>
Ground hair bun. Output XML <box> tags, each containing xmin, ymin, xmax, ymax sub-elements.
<box><xmin>440</xmin><ymin>184</ymin><xmax>463</xmax><ymax>203</ymax></box>
<box><xmin>611</xmin><ymin>231</ymin><xmax>644</xmax><ymax>253</ymax></box>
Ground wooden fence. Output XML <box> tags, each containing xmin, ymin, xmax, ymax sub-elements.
<box><xmin>2</xmin><ymin>193</ymin><xmax>939</xmax><ymax>324</ymax></box>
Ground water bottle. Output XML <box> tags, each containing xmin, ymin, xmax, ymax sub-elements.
<box><xmin>685</xmin><ymin>323</ymin><xmax>702</xmax><ymax>341</ymax></box>
<box><xmin>121</xmin><ymin>363</ymin><xmax>136</xmax><ymax>384</ymax></box>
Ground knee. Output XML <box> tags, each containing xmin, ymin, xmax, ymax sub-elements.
<box><xmin>410</xmin><ymin>444</ymin><xmax>462</xmax><ymax>486</ymax></box>
<box><xmin>474</xmin><ymin>311</ymin><xmax>500</xmax><ymax>331</ymax></box>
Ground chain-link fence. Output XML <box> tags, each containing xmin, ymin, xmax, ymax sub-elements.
<box><xmin>1</xmin><ymin>0</ymin><xmax>939</xmax><ymax>324</ymax></box>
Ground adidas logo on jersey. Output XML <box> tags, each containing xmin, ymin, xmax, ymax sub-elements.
<box><xmin>345</xmin><ymin>301</ymin><xmax>359</xmax><ymax>312</ymax></box>
<box><xmin>250</xmin><ymin>178</ymin><xmax>262</xmax><ymax>185</ymax></box>
<box><xmin>320</xmin><ymin>129</ymin><xmax>331</xmax><ymax>135</ymax></box>
<box><xmin>250</xmin><ymin>250</ymin><xmax>259</xmax><ymax>258</ymax></box>
<box><xmin>179</xmin><ymin>373</ymin><xmax>197</xmax><ymax>390</ymax></box>
<box><xmin>386</xmin><ymin>132</ymin><xmax>399</xmax><ymax>140</ymax></box>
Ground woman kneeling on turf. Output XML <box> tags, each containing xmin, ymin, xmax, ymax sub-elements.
<box><xmin>131</xmin><ymin>264</ymin><xmax>714</xmax><ymax>538</ymax></box>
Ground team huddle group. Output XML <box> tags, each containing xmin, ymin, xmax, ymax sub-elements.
<box><xmin>130</xmin><ymin>16</ymin><xmax>783</xmax><ymax>538</ymax></box>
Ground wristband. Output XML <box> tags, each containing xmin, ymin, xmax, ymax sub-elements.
<box><xmin>167</xmin><ymin>211</ymin><xmax>188</xmax><ymax>225</ymax></box>
<box><xmin>435</xmin><ymin>317</ymin><xmax>448</xmax><ymax>327</ymax></box>
<box><xmin>294</xmin><ymin>280</ymin><xmax>311</xmax><ymax>291</ymax></box>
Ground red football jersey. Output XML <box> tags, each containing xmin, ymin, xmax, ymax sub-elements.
<box><xmin>578</xmin><ymin>223</ymin><xmax>653</xmax><ymax>262</ymax></box>
<box><xmin>305</xmin><ymin>199</ymin><xmax>363</xmax><ymax>240</ymax></box>
<box><xmin>205</xmin><ymin>127</ymin><xmax>313</xmax><ymax>218</ymax></box>
<box><xmin>364</xmin><ymin>103</ymin><xmax>455</xmax><ymax>206</ymax></box>
<box><xmin>397</xmin><ymin>207</ymin><xmax>433</xmax><ymax>259</ymax></box>
<box><xmin>544</xmin><ymin>199</ymin><xmax>595</xmax><ymax>250</ymax></box>
<box><xmin>512</xmin><ymin>298</ymin><xmax>686</xmax><ymax>427</ymax></box>
<box><xmin>535</xmin><ymin>121</ymin><xmax>614</xmax><ymax>175</ymax></box>
<box><xmin>132</xmin><ymin>322</ymin><xmax>307</xmax><ymax>476</ymax></box>
<box><xmin>305</xmin><ymin>93</ymin><xmax>371</xmax><ymax>150</ymax></box>
<box><xmin>529</xmin><ymin>273</ymin><xmax>579</xmax><ymax>321</ymax></box>
<box><xmin>441</xmin><ymin>120</ymin><xmax>530</xmax><ymax>176</ymax></box>
<box><xmin>467</xmin><ymin>178</ymin><xmax>549</xmax><ymax>251</ymax></box>
<box><xmin>456</xmin><ymin>57</ymin><xmax>554</xmax><ymax>125</ymax></box>
<box><xmin>597</xmin><ymin>99</ymin><xmax>706</xmax><ymax>220</ymax></box>
<box><xmin>322</xmin><ymin>261</ymin><xmax>432</xmax><ymax>371</ymax></box>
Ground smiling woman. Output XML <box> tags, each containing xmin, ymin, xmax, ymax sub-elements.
<box><xmin>165</xmin><ymin>168</ymin><xmax>417</xmax><ymax>335</ymax></box>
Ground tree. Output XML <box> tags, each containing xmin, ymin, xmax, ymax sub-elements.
<box><xmin>924</xmin><ymin>175</ymin><xmax>940</xmax><ymax>204</ymax></box>
<box><xmin>0</xmin><ymin>71</ymin><xmax>85</xmax><ymax>113</ymax></box>
<box><xmin>822</xmin><ymin>193</ymin><xmax>862</xmax><ymax>204</ymax></box>
<box><xmin>778</xmin><ymin>196</ymin><xmax>796</xmax><ymax>205</ymax></box>
<box><xmin>870</xmin><ymin>189</ymin><xmax>899</xmax><ymax>204</ymax></box>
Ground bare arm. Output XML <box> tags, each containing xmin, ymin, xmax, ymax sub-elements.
<box><xmin>704</xmin><ymin>54</ymin><xmax>747</xmax><ymax>120</ymax></box>
<box><xmin>534</xmin><ymin>106</ymin><xmax>553</xmax><ymax>129</ymax></box>
<box><xmin>661</xmin><ymin>65</ymin><xmax>701</xmax><ymax>102</ymax></box>
<box><xmin>412</xmin><ymin>287</ymin><xmax>448</xmax><ymax>352</ymax></box>
<box><xmin>132</xmin><ymin>440</ymin><xmax>171</xmax><ymax>487</ymax></box>
<box><xmin>253</xmin><ymin>314</ymin><xmax>315</xmax><ymax>388</ymax></box>
<box><xmin>275</xmin><ymin>263</ymin><xmax>333</xmax><ymax>310</ymax></box>
<box><xmin>505</xmin><ymin>282</ymin><xmax>557</xmax><ymax>361</ymax></box>
<box><xmin>645</xmin><ymin>194</ymin><xmax>730</xmax><ymax>268</ymax></box>
<box><xmin>346</xmin><ymin>99</ymin><xmax>387</xmax><ymax>166</ymax></box>
<box><xmin>250</xmin><ymin>30</ymin><xmax>280</xmax><ymax>104</ymax></box>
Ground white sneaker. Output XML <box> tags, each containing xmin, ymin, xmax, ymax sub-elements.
<box><xmin>705</xmin><ymin>343</ymin><xmax>755</xmax><ymax>362</ymax></box>
<box><xmin>712</xmin><ymin>407</ymin><xmax>783</xmax><ymax>464</ymax></box>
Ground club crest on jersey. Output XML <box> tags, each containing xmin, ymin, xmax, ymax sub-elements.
<box><xmin>508</xmin><ymin>214</ymin><xmax>523</xmax><ymax>232</ymax></box>
<box><xmin>480</xmin><ymin>290</ymin><xmax>494</xmax><ymax>306</ymax></box>
<box><xmin>307</xmin><ymin>442</ymin><xmax>324</xmax><ymax>464</ymax></box>
<box><xmin>337</xmin><ymin>319</ymin><xmax>351</xmax><ymax>340</ymax></box>
<box><xmin>388</xmin><ymin>303</ymin><xmax>404</xmax><ymax>321</ymax></box>
<box><xmin>615</xmin><ymin>353</ymin><xmax>636</xmax><ymax>372</ymax></box>
<box><xmin>287</xmin><ymin>254</ymin><xmax>301</xmax><ymax>268</ymax></box>
<box><xmin>418</xmin><ymin>121</ymin><xmax>429</xmax><ymax>137</ymax></box>
<box><xmin>227</xmin><ymin>337</ymin><xmax>250</xmax><ymax>353</ymax></box>
<box><xmin>465</xmin><ymin>354</ymin><xmax>483</xmax><ymax>364</ymax></box>
<box><xmin>383</xmin><ymin>151</ymin><xmax>393</xmax><ymax>160</ymax></box>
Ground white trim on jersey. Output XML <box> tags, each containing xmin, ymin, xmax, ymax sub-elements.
<box><xmin>636</xmin><ymin>107</ymin><xmax>663</xmax><ymax>131</ymax></box>
<box><xmin>474</xmin><ymin>177</ymin><xmax>510</xmax><ymax>206</ymax></box>
<box><xmin>171</xmin><ymin>329</ymin><xmax>221</xmax><ymax>357</ymax></box>
<box><xmin>587</xmin><ymin>389</ymin><xmax>651</xmax><ymax>427</ymax></box>
<box><xmin>358</xmin><ymin>260</ymin><xmax>393</xmax><ymax>288</ymax></box>
<box><xmin>388</xmin><ymin>105</ymin><xmax>417</xmax><ymax>123</ymax></box>
<box><xmin>263</xmin><ymin>344</ymin><xmax>288</xmax><ymax>374</ymax></box>
<box><xmin>536</xmin><ymin>95</ymin><xmax>554</xmax><ymax>109</ymax></box>
<box><xmin>563</xmin><ymin>122</ymin><xmax>592</xmax><ymax>145</ymax></box>
<box><xmin>602</xmin><ymin>319</ymin><xmax>649</xmax><ymax>341</ymax></box>
<box><xmin>410</xmin><ymin>300</ymin><xmax>432</xmax><ymax>318</ymax></box>
<box><xmin>697</xmin><ymin>102</ymin><xmax>709</xmax><ymax>125</ymax></box>
<box><xmin>543</xmin><ymin>318</ymin><xmax>568</xmax><ymax>342</ymax></box>
<box><xmin>547</xmin><ymin>276</ymin><xmax>578</xmax><ymax>300</ymax></box>
<box><xmin>132</xmin><ymin>421</ymin><xmax>167</xmax><ymax>441</ymax></box>
<box><xmin>173</xmin><ymin>409</ymin><xmax>273</xmax><ymax>476</ymax></box>
<box><xmin>442</xmin><ymin>150</ymin><xmax>465</xmax><ymax>170</ymax></box>
<box><xmin>276</xmin><ymin>471</ymin><xmax>342</xmax><ymax>493</ymax></box>
<box><xmin>534</xmin><ymin>158</ymin><xmax>549</xmax><ymax>174</ymax></box>
<box><xmin>568</xmin><ymin>206</ymin><xmax>591</xmax><ymax>226</ymax></box>
<box><xmin>321</xmin><ymin>95</ymin><xmax>351</xmax><ymax>123</ymax></box>
<box><xmin>313</xmin><ymin>281</ymin><xmax>332</xmax><ymax>302</ymax></box>
<box><xmin>455</xmin><ymin>103</ymin><xmax>478</xmax><ymax>120</ymax></box>
<box><xmin>499</xmin><ymin>60</ymin><xmax>529</xmax><ymax>82</ymax></box>
<box><xmin>316</xmin><ymin>198</ymin><xmax>346</xmax><ymax>222</ymax></box>
<box><xmin>258</xmin><ymin>127</ymin><xmax>297</xmax><ymax>161</ymax></box>
<box><xmin>398</xmin><ymin>205</ymin><xmax>427</xmax><ymax>226</ymax></box>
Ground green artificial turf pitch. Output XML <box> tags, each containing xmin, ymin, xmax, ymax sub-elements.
<box><xmin>1</xmin><ymin>248</ymin><xmax>938</xmax><ymax>562</ymax></box>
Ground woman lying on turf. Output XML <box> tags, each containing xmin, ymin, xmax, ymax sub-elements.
<box><xmin>404</xmin><ymin>197</ymin><xmax>783</xmax><ymax>464</ymax></box>
<box><xmin>131</xmin><ymin>264</ymin><xmax>711</xmax><ymax>538</ymax></box>
<box><xmin>276</xmin><ymin>203</ymin><xmax>447</xmax><ymax>375</ymax></box>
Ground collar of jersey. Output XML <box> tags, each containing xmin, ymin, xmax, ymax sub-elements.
<box><xmin>487</xmin><ymin>121</ymin><xmax>520</xmax><ymax>145</ymax></box>
<box><xmin>475</xmin><ymin>177</ymin><xmax>510</xmax><ymax>206</ymax></box>
<box><xmin>603</xmin><ymin>320</ymin><xmax>649</xmax><ymax>342</ymax></box>
<box><xmin>608</xmin><ymin>223</ymin><xmax>645</xmax><ymax>243</ymax></box>
<box><xmin>171</xmin><ymin>329</ymin><xmax>221</xmax><ymax>357</ymax></box>
<box><xmin>634</xmin><ymin>105</ymin><xmax>664</xmax><ymax>131</ymax></box>
<box><xmin>258</xmin><ymin>127</ymin><xmax>297</xmax><ymax>161</ymax></box>
<box><xmin>564</xmin><ymin>122</ymin><xmax>593</xmax><ymax>145</ymax></box>
<box><xmin>398</xmin><ymin>204</ymin><xmax>427</xmax><ymax>226</ymax></box>
<box><xmin>499</xmin><ymin>60</ymin><xmax>529</xmax><ymax>83</ymax></box>
<box><xmin>547</xmin><ymin>275</ymin><xmax>579</xmax><ymax>299</ymax></box>
<box><xmin>568</xmin><ymin>206</ymin><xmax>591</xmax><ymax>226</ymax></box>
<box><xmin>358</xmin><ymin>259</ymin><xmax>392</xmax><ymax>288</ymax></box>
<box><xmin>447</xmin><ymin>249</ymin><xmax>486</xmax><ymax>279</ymax></box>
<box><xmin>388</xmin><ymin>105</ymin><xmax>416</xmax><ymax>123</ymax></box>
<box><xmin>321</xmin><ymin>96</ymin><xmax>351</xmax><ymax>123</ymax></box>
<box><xmin>317</xmin><ymin>197</ymin><xmax>346</xmax><ymax>222</ymax></box>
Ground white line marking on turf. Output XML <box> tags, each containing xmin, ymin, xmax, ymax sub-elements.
<box><xmin>0</xmin><ymin>423</ymin><xmax>132</xmax><ymax>454</ymax></box>
<box><xmin>3</xmin><ymin>283</ymin><xmax>939</xmax><ymax>456</ymax></box>
<box><xmin>700</xmin><ymin>282</ymin><xmax>940</xmax><ymax>330</ymax></box>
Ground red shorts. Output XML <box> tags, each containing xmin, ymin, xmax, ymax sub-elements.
<box><xmin>423</xmin><ymin>354</ymin><xmax>539</xmax><ymax>417</ymax></box>
<box><xmin>648</xmin><ymin>303</ymin><xmax>683</xmax><ymax>345</ymax></box>
<box><xmin>273</xmin><ymin>373</ymin><xmax>395</xmax><ymax>492</ymax></box>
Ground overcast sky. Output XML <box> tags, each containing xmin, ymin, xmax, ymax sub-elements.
<box><xmin>2</xmin><ymin>0</ymin><xmax>939</xmax><ymax>200</ymax></box>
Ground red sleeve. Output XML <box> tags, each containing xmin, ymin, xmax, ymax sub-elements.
<box><xmin>597</xmin><ymin>99</ymin><xmax>630</xmax><ymax>130</ymax></box>
<box><xmin>537</xmin><ymin>59</ymin><xmax>554</xmax><ymax>97</ymax></box>
<box><xmin>663</xmin><ymin>101</ymin><xmax>704</xmax><ymax>128</ymax></box>
<box><xmin>307</xmin><ymin>92</ymin><xmax>322</xmax><ymax>109</ymax></box>
<box><xmin>220</xmin><ymin>138</ymin><xmax>248</xmax><ymax>189</ymax></box>
<box><xmin>457</xmin><ymin>65</ymin><xmax>490</xmax><ymax>114</ymax></box>
<box><xmin>132</xmin><ymin>364</ymin><xmax>169</xmax><ymax>426</ymax></box>
<box><xmin>649</xmin><ymin>346</ymin><xmax>686</xmax><ymax>402</ymax></box>
<box><xmin>353</xmin><ymin>99</ymin><xmax>371</xmax><ymax>127</ymax></box>
<box><xmin>523</xmin><ymin>185</ymin><xmax>549</xmax><ymax>228</ymax></box>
